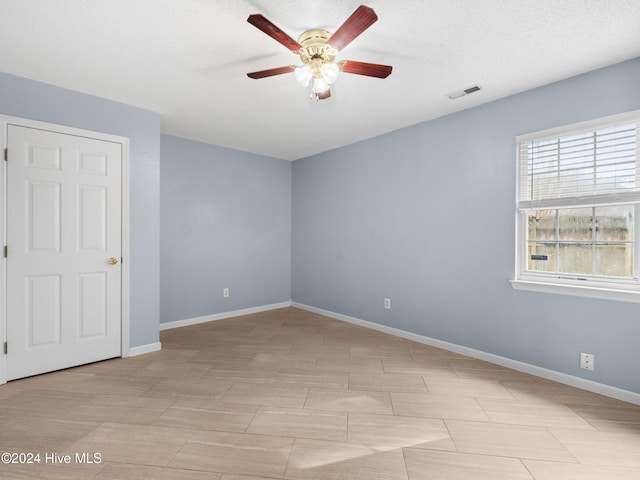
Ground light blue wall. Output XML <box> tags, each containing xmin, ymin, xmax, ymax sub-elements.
<box><xmin>0</xmin><ymin>71</ymin><xmax>161</xmax><ymax>348</ymax></box>
<box><xmin>292</xmin><ymin>58</ymin><xmax>640</xmax><ymax>394</ymax></box>
<box><xmin>160</xmin><ymin>135</ymin><xmax>291</xmax><ymax>323</ymax></box>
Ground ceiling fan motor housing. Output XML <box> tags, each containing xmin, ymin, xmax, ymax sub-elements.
<box><xmin>298</xmin><ymin>29</ymin><xmax>337</xmax><ymax>66</ymax></box>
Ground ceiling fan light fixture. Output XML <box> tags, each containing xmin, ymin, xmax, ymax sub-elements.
<box><xmin>296</xmin><ymin>58</ymin><xmax>339</xmax><ymax>96</ymax></box>
<box><xmin>312</xmin><ymin>77</ymin><xmax>330</xmax><ymax>94</ymax></box>
<box><xmin>321</xmin><ymin>62</ymin><xmax>340</xmax><ymax>84</ymax></box>
<box><xmin>294</xmin><ymin>65</ymin><xmax>313</xmax><ymax>87</ymax></box>
<box><xmin>295</xmin><ymin>29</ymin><xmax>339</xmax><ymax>96</ymax></box>
<box><xmin>246</xmin><ymin>6</ymin><xmax>392</xmax><ymax>101</ymax></box>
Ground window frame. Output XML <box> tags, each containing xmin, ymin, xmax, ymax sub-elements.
<box><xmin>512</xmin><ymin>110</ymin><xmax>640</xmax><ymax>303</ymax></box>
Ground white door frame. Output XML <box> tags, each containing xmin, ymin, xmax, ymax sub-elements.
<box><xmin>0</xmin><ymin>115</ymin><xmax>131</xmax><ymax>384</ymax></box>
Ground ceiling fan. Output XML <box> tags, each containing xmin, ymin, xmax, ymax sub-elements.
<box><xmin>246</xmin><ymin>5</ymin><xmax>393</xmax><ymax>101</ymax></box>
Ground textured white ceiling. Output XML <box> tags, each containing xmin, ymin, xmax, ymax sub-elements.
<box><xmin>1</xmin><ymin>0</ymin><xmax>639</xmax><ymax>160</ymax></box>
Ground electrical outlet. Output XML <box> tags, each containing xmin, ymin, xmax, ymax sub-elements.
<box><xmin>384</xmin><ymin>298</ymin><xmax>391</xmax><ymax>310</ymax></box>
<box><xmin>223</xmin><ymin>287</ymin><xmax>229</xmax><ymax>298</ymax></box>
<box><xmin>580</xmin><ymin>352</ymin><xmax>595</xmax><ymax>371</ymax></box>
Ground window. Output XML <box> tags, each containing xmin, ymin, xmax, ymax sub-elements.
<box><xmin>512</xmin><ymin>110</ymin><xmax>640</xmax><ymax>302</ymax></box>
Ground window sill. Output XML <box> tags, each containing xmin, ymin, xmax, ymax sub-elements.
<box><xmin>510</xmin><ymin>279</ymin><xmax>640</xmax><ymax>303</ymax></box>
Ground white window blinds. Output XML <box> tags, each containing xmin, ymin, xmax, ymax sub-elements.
<box><xmin>518</xmin><ymin>114</ymin><xmax>640</xmax><ymax>210</ymax></box>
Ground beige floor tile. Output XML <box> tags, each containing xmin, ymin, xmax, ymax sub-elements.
<box><xmin>522</xmin><ymin>459</ymin><xmax>640</xmax><ymax>480</ymax></box>
<box><xmin>404</xmin><ymin>448</ymin><xmax>534</xmax><ymax>480</ymax></box>
<box><xmin>566</xmin><ymin>402</ymin><xmax>640</xmax><ymax>432</ymax></box>
<box><xmin>143</xmin><ymin>376</ymin><xmax>234</xmax><ymax>399</ymax></box>
<box><xmin>184</xmin><ymin>344</ymin><xmax>243</xmax><ymax>360</ymax></box>
<box><xmin>0</xmin><ymin>416</ymin><xmax>100</xmax><ymax>452</ymax></box>
<box><xmin>233</xmin><ymin>345</ymin><xmax>294</xmax><ymax>356</ymax></box>
<box><xmin>276</xmin><ymin>368</ymin><xmax>349</xmax><ymax>389</ymax></box>
<box><xmin>284</xmin><ymin>312</ymin><xmax>334</xmax><ymax>326</ymax></box>
<box><xmin>424</xmin><ymin>377</ymin><xmax>515</xmax><ymax>399</ymax></box>
<box><xmin>85</xmin><ymin>393</ymin><xmax>173</xmax><ymax>409</ymax></box>
<box><xmin>390</xmin><ymin>392</ymin><xmax>489</xmax><ymax>421</ymax></box>
<box><xmin>205</xmin><ymin>371</ymin><xmax>279</xmax><ymax>384</ymax></box>
<box><xmin>305</xmin><ymin>388</ymin><xmax>393</xmax><ymax>414</ymax></box>
<box><xmin>65</xmin><ymin>395</ymin><xmax>173</xmax><ymax>424</ymax></box>
<box><xmin>410</xmin><ymin>348</ymin><xmax>469</xmax><ymax>362</ymax></box>
<box><xmin>375</xmin><ymin>337</ymin><xmax>415</xmax><ymax>351</ymax></box>
<box><xmin>66</xmin><ymin>422</ymin><xmax>194</xmax><ymax>467</ymax></box>
<box><xmin>445</xmin><ymin>420</ymin><xmax>576</xmax><ymax>462</ymax></box>
<box><xmin>285</xmin><ymin>438</ymin><xmax>408</xmax><ymax>480</ymax></box>
<box><xmin>10</xmin><ymin>370</ymin><xmax>94</xmax><ymax>389</ymax></box>
<box><xmin>286</xmin><ymin>331</ymin><xmax>336</xmax><ymax>344</ymax></box>
<box><xmin>267</xmin><ymin>332</ymin><xmax>305</xmax><ymax>345</ymax></box>
<box><xmin>133</xmin><ymin>360</ymin><xmax>211</xmax><ymax>379</ymax></box>
<box><xmin>349</xmin><ymin>373</ymin><xmax>428</xmax><ymax>392</ymax></box>
<box><xmin>221</xmin><ymin>476</ymin><xmax>282</xmax><ymax>480</ymax></box>
<box><xmin>0</xmin><ymin>455</ymin><xmax>105</xmax><ymax>480</ymax></box>
<box><xmin>72</xmin><ymin>376</ymin><xmax>156</xmax><ymax>397</ymax></box>
<box><xmin>222</xmin><ymin>381</ymin><xmax>309</xmax><ymax>408</ymax></box>
<box><xmin>449</xmin><ymin>359</ymin><xmax>538</xmax><ymax>382</ymax></box>
<box><xmin>315</xmin><ymin>357</ymin><xmax>384</xmax><ymax>373</ymax></box>
<box><xmin>376</xmin><ymin>335</ymin><xmax>415</xmax><ymax>348</ymax></box>
<box><xmin>202</xmin><ymin>359</ymin><xmax>280</xmax><ymax>383</ymax></box>
<box><xmin>247</xmin><ymin>406</ymin><xmax>347</xmax><ymax>441</ymax></box>
<box><xmin>170</xmin><ymin>431</ymin><xmax>293</xmax><ymax>477</ymax></box>
<box><xmin>215</xmin><ymin>333</ymin><xmax>272</xmax><ymax>346</ymax></box>
<box><xmin>549</xmin><ymin>428</ymin><xmax>640</xmax><ymax>467</ymax></box>
<box><xmin>476</xmin><ymin>397</ymin><xmax>595</xmax><ymax>429</ymax></box>
<box><xmin>0</xmin><ymin>389</ymin><xmax>95</xmax><ymax>418</ymax></box>
<box><xmin>382</xmin><ymin>358</ymin><xmax>457</xmax><ymax>377</ymax></box>
<box><xmin>3</xmin><ymin>307</ymin><xmax>640</xmax><ymax>480</ymax></box>
<box><xmin>323</xmin><ymin>334</ymin><xmax>378</xmax><ymax>349</ymax></box>
<box><xmin>349</xmin><ymin>346</ymin><xmax>413</xmax><ymax>361</ymax></box>
<box><xmin>249</xmin><ymin>353</ymin><xmax>317</xmax><ymax>370</ymax></box>
<box><xmin>291</xmin><ymin>344</ymin><xmax>351</xmax><ymax>359</ymax></box>
<box><xmin>348</xmin><ymin>413</ymin><xmax>455</xmax><ymax>450</ymax></box>
<box><xmin>154</xmin><ymin>401</ymin><xmax>258</xmax><ymax>432</ymax></box>
<box><xmin>502</xmin><ymin>380</ymin><xmax>608</xmax><ymax>405</ymax></box>
<box><xmin>95</xmin><ymin>463</ymin><xmax>219</xmax><ymax>480</ymax></box>
<box><xmin>0</xmin><ymin>380</ymin><xmax>28</xmax><ymax>400</ymax></box>
<box><xmin>142</xmin><ymin>346</ymin><xmax>201</xmax><ymax>360</ymax></box>
<box><xmin>453</xmin><ymin>368</ymin><xmax>538</xmax><ymax>382</ymax></box>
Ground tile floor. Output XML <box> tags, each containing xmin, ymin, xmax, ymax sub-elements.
<box><xmin>1</xmin><ymin>307</ymin><xmax>639</xmax><ymax>479</ymax></box>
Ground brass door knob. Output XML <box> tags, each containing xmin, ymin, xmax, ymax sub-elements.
<box><xmin>108</xmin><ymin>257</ymin><xmax>119</xmax><ymax>265</ymax></box>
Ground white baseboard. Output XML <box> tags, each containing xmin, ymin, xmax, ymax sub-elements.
<box><xmin>128</xmin><ymin>342</ymin><xmax>162</xmax><ymax>357</ymax></box>
<box><xmin>291</xmin><ymin>302</ymin><xmax>640</xmax><ymax>406</ymax></box>
<box><xmin>159</xmin><ymin>301</ymin><xmax>292</xmax><ymax>331</ymax></box>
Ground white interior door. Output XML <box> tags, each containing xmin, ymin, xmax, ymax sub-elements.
<box><xmin>6</xmin><ymin>124</ymin><xmax>122</xmax><ymax>380</ymax></box>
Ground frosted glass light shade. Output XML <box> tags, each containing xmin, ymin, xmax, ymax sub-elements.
<box><xmin>294</xmin><ymin>66</ymin><xmax>313</xmax><ymax>87</ymax></box>
<box><xmin>312</xmin><ymin>77</ymin><xmax>330</xmax><ymax>94</ymax></box>
<box><xmin>321</xmin><ymin>62</ymin><xmax>340</xmax><ymax>84</ymax></box>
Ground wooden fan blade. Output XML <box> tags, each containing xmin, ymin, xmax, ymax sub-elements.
<box><xmin>247</xmin><ymin>14</ymin><xmax>302</xmax><ymax>52</ymax></box>
<box><xmin>339</xmin><ymin>60</ymin><xmax>392</xmax><ymax>78</ymax></box>
<box><xmin>328</xmin><ymin>5</ymin><xmax>378</xmax><ymax>52</ymax></box>
<box><xmin>247</xmin><ymin>66</ymin><xmax>295</xmax><ymax>79</ymax></box>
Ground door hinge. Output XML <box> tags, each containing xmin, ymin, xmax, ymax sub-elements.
<box><xmin>3</xmin><ymin>148</ymin><xmax>7</xmax><ymax>161</ymax></box>
<box><xmin>3</xmin><ymin>342</ymin><xmax>7</xmax><ymax>355</ymax></box>
<box><xmin>3</xmin><ymin>246</ymin><xmax>6</xmax><ymax>258</ymax></box>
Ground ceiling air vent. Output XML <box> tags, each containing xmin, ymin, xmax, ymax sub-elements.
<box><xmin>447</xmin><ymin>84</ymin><xmax>481</xmax><ymax>100</ymax></box>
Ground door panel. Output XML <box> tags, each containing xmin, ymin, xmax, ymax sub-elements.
<box><xmin>28</xmin><ymin>275</ymin><xmax>62</xmax><ymax>347</ymax></box>
<box><xmin>29</xmin><ymin>181</ymin><xmax>61</xmax><ymax>252</ymax></box>
<box><xmin>78</xmin><ymin>272</ymin><xmax>107</xmax><ymax>338</ymax></box>
<box><xmin>6</xmin><ymin>124</ymin><xmax>122</xmax><ymax>381</ymax></box>
<box><xmin>79</xmin><ymin>186</ymin><xmax>107</xmax><ymax>250</ymax></box>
